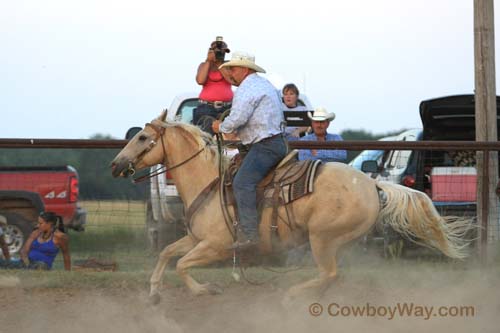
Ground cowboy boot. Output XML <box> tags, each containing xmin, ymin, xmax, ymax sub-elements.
<box><xmin>231</xmin><ymin>227</ymin><xmax>258</xmax><ymax>250</ymax></box>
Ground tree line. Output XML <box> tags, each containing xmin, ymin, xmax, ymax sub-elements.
<box><xmin>0</xmin><ymin>129</ymin><xmax>405</xmax><ymax>200</ymax></box>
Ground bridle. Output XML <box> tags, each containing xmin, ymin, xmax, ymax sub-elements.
<box><xmin>130</xmin><ymin>122</ymin><xmax>209</xmax><ymax>183</ymax></box>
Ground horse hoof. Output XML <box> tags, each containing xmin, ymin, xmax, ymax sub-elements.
<box><xmin>148</xmin><ymin>293</ymin><xmax>161</xmax><ymax>305</ymax></box>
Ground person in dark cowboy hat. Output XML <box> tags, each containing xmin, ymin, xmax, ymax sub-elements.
<box><xmin>193</xmin><ymin>36</ymin><xmax>234</xmax><ymax>135</ymax></box>
<box><xmin>212</xmin><ymin>51</ymin><xmax>287</xmax><ymax>250</ymax></box>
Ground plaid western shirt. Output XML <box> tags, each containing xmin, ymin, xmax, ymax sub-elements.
<box><xmin>219</xmin><ymin>73</ymin><xmax>284</xmax><ymax>145</ymax></box>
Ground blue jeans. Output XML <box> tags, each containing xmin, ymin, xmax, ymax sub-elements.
<box><xmin>0</xmin><ymin>258</ymin><xmax>49</xmax><ymax>270</ymax></box>
<box><xmin>233</xmin><ymin>135</ymin><xmax>288</xmax><ymax>239</ymax></box>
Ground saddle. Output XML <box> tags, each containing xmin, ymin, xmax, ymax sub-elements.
<box><xmin>223</xmin><ymin>150</ymin><xmax>322</xmax><ymax>252</ymax></box>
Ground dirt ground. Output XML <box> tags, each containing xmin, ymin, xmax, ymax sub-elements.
<box><xmin>1</xmin><ymin>257</ymin><xmax>499</xmax><ymax>333</ymax></box>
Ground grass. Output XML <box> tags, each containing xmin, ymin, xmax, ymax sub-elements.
<box><xmin>4</xmin><ymin>200</ymin><xmax>500</xmax><ymax>291</ymax></box>
<box><xmin>53</xmin><ymin>200</ymin><xmax>151</xmax><ymax>270</ymax></box>
<box><xmin>5</xmin><ymin>255</ymin><xmax>500</xmax><ymax>292</ymax></box>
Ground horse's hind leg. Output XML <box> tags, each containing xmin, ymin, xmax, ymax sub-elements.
<box><xmin>286</xmin><ymin>235</ymin><xmax>340</xmax><ymax>298</ymax></box>
<box><xmin>149</xmin><ymin>235</ymin><xmax>195</xmax><ymax>301</ymax></box>
<box><xmin>176</xmin><ymin>240</ymin><xmax>228</xmax><ymax>296</ymax></box>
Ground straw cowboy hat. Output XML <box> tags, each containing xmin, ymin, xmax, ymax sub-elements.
<box><xmin>219</xmin><ymin>51</ymin><xmax>266</xmax><ymax>73</ymax></box>
<box><xmin>308</xmin><ymin>107</ymin><xmax>336</xmax><ymax>121</ymax></box>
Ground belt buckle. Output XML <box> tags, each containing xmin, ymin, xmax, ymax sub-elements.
<box><xmin>214</xmin><ymin>101</ymin><xmax>224</xmax><ymax>108</ymax></box>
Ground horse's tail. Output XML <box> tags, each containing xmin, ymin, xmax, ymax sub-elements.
<box><xmin>375</xmin><ymin>181</ymin><xmax>473</xmax><ymax>260</ymax></box>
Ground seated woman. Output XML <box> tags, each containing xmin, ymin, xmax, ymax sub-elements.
<box><xmin>282</xmin><ymin>83</ymin><xmax>309</xmax><ymax>140</ymax></box>
<box><xmin>0</xmin><ymin>211</ymin><xmax>71</xmax><ymax>270</ymax></box>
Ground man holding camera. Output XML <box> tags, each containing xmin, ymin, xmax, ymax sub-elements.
<box><xmin>212</xmin><ymin>51</ymin><xmax>287</xmax><ymax>250</ymax></box>
<box><xmin>193</xmin><ymin>36</ymin><xmax>233</xmax><ymax>134</ymax></box>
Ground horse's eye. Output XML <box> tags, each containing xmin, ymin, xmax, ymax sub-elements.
<box><xmin>138</xmin><ymin>135</ymin><xmax>148</xmax><ymax>141</ymax></box>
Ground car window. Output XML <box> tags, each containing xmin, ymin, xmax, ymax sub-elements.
<box><xmin>388</xmin><ymin>150</ymin><xmax>412</xmax><ymax>169</ymax></box>
<box><xmin>385</xmin><ymin>134</ymin><xmax>415</xmax><ymax>170</ymax></box>
<box><xmin>175</xmin><ymin>99</ymin><xmax>199</xmax><ymax>124</ymax></box>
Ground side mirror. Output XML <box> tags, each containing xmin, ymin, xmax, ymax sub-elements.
<box><xmin>125</xmin><ymin>127</ymin><xmax>142</xmax><ymax>140</ymax></box>
<box><xmin>361</xmin><ymin>160</ymin><xmax>378</xmax><ymax>173</ymax></box>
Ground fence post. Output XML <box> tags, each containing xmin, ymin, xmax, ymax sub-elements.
<box><xmin>474</xmin><ymin>0</ymin><xmax>499</xmax><ymax>261</ymax></box>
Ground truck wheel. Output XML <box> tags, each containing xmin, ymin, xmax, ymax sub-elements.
<box><xmin>145</xmin><ymin>199</ymin><xmax>187</xmax><ymax>252</ymax></box>
<box><xmin>145</xmin><ymin>200</ymin><xmax>159</xmax><ymax>251</ymax></box>
<box><xmin>0</xmin><ymin>212</ymin><xmax>33</xmax><ymax>254</ymax></box>
<box><xmin>382</xmin><ymin>224</ymin><xmax>404</xmax><ymax>259</ymax></box>
<box><xmin>157</xmin><ymin>221</ymin><xmax>186</xmax><ymax>251</ymax></box>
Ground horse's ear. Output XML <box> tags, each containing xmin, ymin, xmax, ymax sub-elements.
<box><xmin>158</xmin><ymin>109</ymin><xmax>167</xmax><ymax>122</ymax></box>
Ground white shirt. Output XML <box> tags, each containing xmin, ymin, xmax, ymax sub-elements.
<box><xmin>219</xmin><ymin>73</ymin><xmax>284</xmax><ymax>145</ymax></box>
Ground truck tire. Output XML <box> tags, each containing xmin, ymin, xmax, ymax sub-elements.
<box><xmin>145</xmin><ymin>199</ymin><xmax>186</xmax><ymax>252</ymax></box>
<box><xmin>145</xmin><ymin>200</ymin><xmax>159</xmax><ymax>251</ymax></box>
<box><xmin>382</xmin><ymin>224</ymin><xmax>405</xmax><ymax>259</ymax></box>
<box><xmin>157</xmin><ymin>220</ymin><xmax>186</xmax><ymax>251</ymax></box>
<box><xmin>0</xmin><ymin>211</ymin><xmax>33</xmax><ymax>254</ymax></box>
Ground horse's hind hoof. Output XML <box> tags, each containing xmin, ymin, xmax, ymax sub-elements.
<box><xmin>148</xmin><ymin>292</ymin><xmax>161</xmax><ymax>305</ymax></box>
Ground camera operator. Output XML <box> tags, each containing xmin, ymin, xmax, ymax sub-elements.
<box><xmin>193</xmin><ymin>36</ymin><xmax>233</xmax><ymax>135</ymax></box>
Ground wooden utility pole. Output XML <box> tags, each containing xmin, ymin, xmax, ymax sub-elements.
<box><xmin>474</xmin><ymin>0</ymin><xmax>499</xmax><ymax>260</ymax></box>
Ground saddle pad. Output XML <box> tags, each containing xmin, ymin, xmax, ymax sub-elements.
<box><xmin>264</xmin><ymin>159</ymin><xmax>322</xmax><ymax>205</ymax></box>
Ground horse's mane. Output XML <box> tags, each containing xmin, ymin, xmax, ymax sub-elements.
<box><xmin>152</xmin><ymin>119</ymin><xmax>229</xmax><ymax>167</ymax></box>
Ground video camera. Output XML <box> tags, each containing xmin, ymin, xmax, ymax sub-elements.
<box><xmin>210</xmin><ymin>36</ymin><xmax>230</xmax><ymax>61</ymax></box>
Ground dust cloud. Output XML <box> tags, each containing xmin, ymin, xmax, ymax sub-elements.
<box><xmin>1</xmin><ymin>250</ymin><xmax>499</xmax><ymax>333</ymax></box>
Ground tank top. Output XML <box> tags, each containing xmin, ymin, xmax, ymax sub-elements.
<box><xmin>28</xmin><ymin>235</ymin><xmax>60</xmax><ymax>269</ymax></box>
<box><xmin>199</xmin><ymin>70</ymin><xmax>233</xmax><ymax>102</ymax></box>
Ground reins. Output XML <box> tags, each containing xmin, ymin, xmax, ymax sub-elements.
<box><xmin>216</xmin><ymin>132</ymin><xmax>237</xmax><ymax>241</ymax></box>
<box><xmin>133</xmin><ymin>123</ymin><xmax>208</xmax><ymax>184</ymax></box>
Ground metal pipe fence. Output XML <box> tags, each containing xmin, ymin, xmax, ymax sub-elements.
<box><xmin>2</xmin><ymin>138</ymin><xmax>500</xmax><ymax>150</ymax></box>
<box><xmin>1</xmin><ymin>138</ymin><xmax>499</xmax><ymax>263</ymax></box>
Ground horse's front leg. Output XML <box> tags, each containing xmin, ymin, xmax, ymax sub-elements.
<box><xmin>149</xmin><ymin>235</ymin><xmax>195</xmax><ymax>303</ymax></box>
<box><xmin>176</xmin><ymin>240</ymin><xmax>230</xmax><ymax>296</ymax></box>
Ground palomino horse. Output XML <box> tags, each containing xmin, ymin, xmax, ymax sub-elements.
<box><xmin>111</xmin><ymin>112</ymin><xmax>471</xmax><ymax>302</ymax></box>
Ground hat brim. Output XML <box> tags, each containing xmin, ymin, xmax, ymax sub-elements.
<box><xmin>307</xmin><ymin>111</ymin><xmax>335</xmax><ymax>121</ymax></box>
<box><xmin>219</xmin><ymin>60</ymin><xmax>266</xmax><ymax>73</ymax></box>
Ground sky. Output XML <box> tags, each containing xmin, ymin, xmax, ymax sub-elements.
<box><xmin>1</xmin><ymin>0</ymin><xmax>499</xmax><ymax>139</ymax></box>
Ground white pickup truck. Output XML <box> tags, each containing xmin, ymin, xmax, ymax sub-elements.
<box><xmin>143</xmin><ymin>91</ymin><xmax>314</xmax><ymax>250</ymax></box>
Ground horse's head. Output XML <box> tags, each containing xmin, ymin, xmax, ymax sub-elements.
<box><xmin>111</xmin><ymin>111</ymin><xmax>168</xmax><ymax>178</ymax></box>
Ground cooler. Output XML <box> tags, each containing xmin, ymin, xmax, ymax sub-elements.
<box><xmin>431</xmin><ymin>167</ymin><xmax>477</xmax><ymax>202</ymax></box>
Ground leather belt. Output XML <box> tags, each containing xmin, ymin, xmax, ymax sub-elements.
<box><xmin>258</xmin><ymin>133</ymin><xmax>282</xmax><ymax>143</ymax></box>
<box><xmin>199</xmin><ymin>100</ymin><xmax>232</xmax><ymax>109</ymax></box>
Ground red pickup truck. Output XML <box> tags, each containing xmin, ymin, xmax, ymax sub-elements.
<box><xmin>0</xmin><ymin>165</ymin><xmax>86</xmax><ymax>254</ymax></box>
